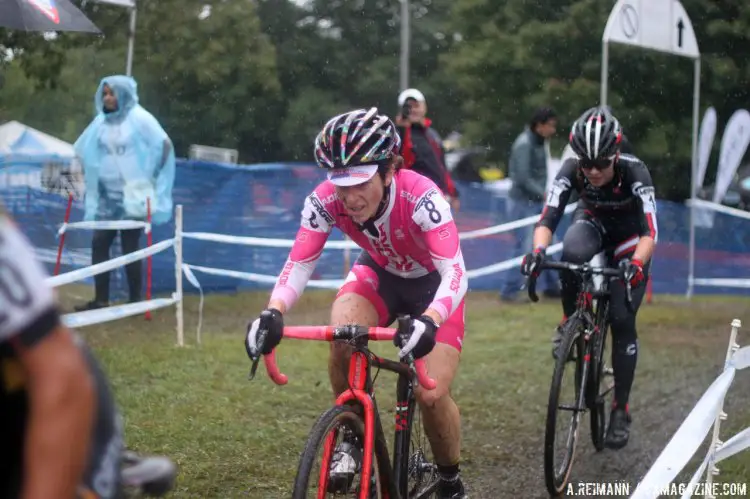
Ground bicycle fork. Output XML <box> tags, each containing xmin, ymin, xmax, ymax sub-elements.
<box><xmin>573</xmin><ymin>324</ymin><xmax>597</xmax><ymax>415</ymax></box>
<box><xmin>319</xmin><ymin>350</ymin><xmax>378</xmax><ymax>499</ymax></box>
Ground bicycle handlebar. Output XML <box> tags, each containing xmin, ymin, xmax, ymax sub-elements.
<box><xmin>525</xmin><ymin>260</ymin><xmax>633</xmax><ymax>311</ymax></box>
<box><xmin>248</xmin><ymin>325</ymin><xmax>437</xmax><ymax>390</ymax></box>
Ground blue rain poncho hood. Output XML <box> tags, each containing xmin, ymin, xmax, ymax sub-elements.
<box><xmin>74</xmin><ymin>75</ymin><xmax>176</xmax><ymax>225</ymax></box>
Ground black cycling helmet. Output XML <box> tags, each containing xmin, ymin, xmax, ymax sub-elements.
<box><xmin>314</xmin><ymin>107</ymin><xmax>401</xmax><ymax>171</ymax></box>
<box><xmin>569</xmin><ymin>106</ymin><xmax>622</xmax><ymax>161</ymax></box>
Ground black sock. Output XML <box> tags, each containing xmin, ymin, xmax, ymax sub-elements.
<box><xmin>437</xmin><ymin>463</ymin><xmax>460</xmax><ymax>481</ymax></box>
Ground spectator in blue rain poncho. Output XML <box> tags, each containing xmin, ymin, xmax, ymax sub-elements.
<box><xmin>73</xmin><ymin>75</ymin><xmax>176</xmax><ymax>311</ymax></box>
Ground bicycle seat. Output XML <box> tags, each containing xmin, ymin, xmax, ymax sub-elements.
<box><xmin>121</xmin><ymin>450</ymin><xmax>177</xmax><ymax>497</ymax></box>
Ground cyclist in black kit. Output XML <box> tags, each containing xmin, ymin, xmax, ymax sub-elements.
<box><xmin>0</xmin><ymin>209</ymin><xmax>124</xmax><ymax>499</ymax></box>
<box><xmin>521</xmin><ymin>106</ymin><xmax>657</xmax><ymax>450</ymax></box>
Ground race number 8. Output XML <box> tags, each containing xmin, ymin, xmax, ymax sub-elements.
<box><xmin>423</xmin><ymin>199</ymin><xmax>442</xmax><ymax>224</ymax></box>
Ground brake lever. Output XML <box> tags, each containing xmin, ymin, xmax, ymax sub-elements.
<box><xmin>247</xmin><ymin>328</ymin><xmax>268</xmax><ymax>381</ymax></box>
<box><xmin>248</xmin><ymin>356</ymin><xmax>261</xmax><ymax>381</ymax></box>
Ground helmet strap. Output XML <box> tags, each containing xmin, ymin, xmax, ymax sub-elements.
<box><xmin>355</xmin><ymin>184</ymin><xmax>390</xmax><ymax>238</ymax></box>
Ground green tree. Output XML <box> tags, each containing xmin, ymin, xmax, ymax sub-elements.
<box><xmin>128</xmin><ymin>0</ymin><xmax>282</xmax><ymax>161</ymax></box>
<box><xmin>447</xmin><ymin>0</ymin><xmax>750</xmax><ymax>199</ymax></box>
<box><xmin>257</xmin><ymin>0</ymin><xmax>462</xmax><ymax>158</ymax></box>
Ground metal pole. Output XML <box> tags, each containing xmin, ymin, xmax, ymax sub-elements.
<box><xmin>125</xmin><ymin>4</ymin><xmax>137</xmax><ymax>76</ymax></box>
<box><xmin>687</xmin><ymin>57</ymin><xmax>701</xmax><ymax>299</ymax></box>
<box><xmin>399</xmin><ymin>0</ymin><xmax>410</xmax><ymax>91</ymax></box>
<box><xmin>600</xmin><ymin>41</ymin><xmax>609</xmax><ymax>107</ymax></box>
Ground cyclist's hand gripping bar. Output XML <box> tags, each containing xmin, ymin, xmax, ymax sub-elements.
<box><xmin>248</xmin><ymin>326</ymin><xmax>437</xmax><ymax>390</ymax></box>
<box><xmin>526</xmin><ymin>261</ymin><xmax>634</xmax><ymax>311</ymax></box>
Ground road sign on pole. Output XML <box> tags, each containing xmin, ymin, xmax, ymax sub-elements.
<box><xmin>602</xmin><ymin>0</ymin><xmax>699</xmax><ymax>59</ymax></box>
<box><xmin>600</xmin><ymin>0</ymin><xmax>701</xmax><ymax>299</ymax></box>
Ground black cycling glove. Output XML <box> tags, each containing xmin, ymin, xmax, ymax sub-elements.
<box><xmin>245</xmin><ymin>308</ymin><xmax>284</xmax><ymax>357</ymax></box>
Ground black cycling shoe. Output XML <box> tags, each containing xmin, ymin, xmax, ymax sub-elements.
<box><xmin>437</xmin><ymin>475</ymin><xmax>467</xmax><ymax>499</ymax></box>
<box><xmin>604</xmin><ymin>407</ymin><xmax>632</xmax><ymax>450</ymax></box>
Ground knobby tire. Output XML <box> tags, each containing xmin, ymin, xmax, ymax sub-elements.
<box><xmin>544</xmin><ymin>317</ymin><xmax>585</xmax><ymax>497</ymax></box>
<box><xmin>292</xmin><ymin>404</ymin><xmax>390</xmax><ymax>499</ymax></box>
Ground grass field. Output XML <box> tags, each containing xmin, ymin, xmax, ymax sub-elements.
<box><xmin>58</xmin><ymin>287</ymin><xmax>750</xmax><ymax>498</ymax></box>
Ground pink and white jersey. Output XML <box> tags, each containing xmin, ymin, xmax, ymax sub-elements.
<box><xmin>270</xmin><ymin>169</ymin><xmax>467</xmax><ymax>323</ymax></box>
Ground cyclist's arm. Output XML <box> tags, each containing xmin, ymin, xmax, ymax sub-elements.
<box><xmin>534</xmin><ymin>159</ymin><xmax>576</xmax><ymax>250</ymax></box>
<box><xmin>267</xmin><ymin>190</ymin><xmax>334</xmax><ymax>313</ymax></box>
<box><xmin>631</xmin><ymin>165</ymin><xmax>658</xmax><ymax>265</ymax></box>
<box><xmin>18</xmin><ymin>326</ymin><xmax>95</xmax><ymax>499</ymax></box>
<box><xmin>414</xmin><ymin>190</ymin><xmax>468</xmax><ymax>325</ymax></box>
<box><xmin>0</xmin><ymin>216</ymin><xmax>95</xmax><ymax>499</ymax></box>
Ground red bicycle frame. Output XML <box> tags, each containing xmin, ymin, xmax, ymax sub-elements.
<box><xmin>256</xmin><ymin>325</ymin><xmax>437</xmax><ymax>499</ymax></box>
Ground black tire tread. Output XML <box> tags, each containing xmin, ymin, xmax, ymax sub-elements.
<box><xmin>292</xmin><ymin>404</ymin><xmax>389</xmax><ymax>499</ymax></box>
<box><xmin>544</xmin><ymin>317</ymin><xmax>584</xmax><ymax>497</ymax></box>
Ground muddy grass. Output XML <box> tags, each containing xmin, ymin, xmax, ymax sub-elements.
<box><xmin>59</xmin><ymin>287</ymin><xmax>750</xmax><ymax>498</ymax></box>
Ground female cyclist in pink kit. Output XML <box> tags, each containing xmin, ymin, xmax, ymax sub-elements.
<box><xmin>245</xmin><ymin>107</ymin><xmax>468</xmax><ymax>498</ymax></box>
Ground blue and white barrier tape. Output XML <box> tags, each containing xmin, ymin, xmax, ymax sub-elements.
<box><xmin>61</xmin><ymin>295</ymin><xmax>179</xmax><ymax>329</ymax></box>
<box><xmin>180</xmin><ymin>203</ymin><xmax>577</xmax><ymax>249</ymax></box>
<box><xmin>458</xmin><ymin>203</ymin><xmax>575</xmax><ymax>240</ymax></box>
<box><xmin>464</xmin><ymin>241</ymin><xmax>563</xmax><ymax>278</ymax></box>
<box><xmin>183</xmin><ymin>263</ymin><xmax>346</xmax><ymax>288</ymax></box>
<box><xmin>46</xmin><ymin>238</ymin><xmax>174</xmax><ymax>288</ymax></box>
<box><xmin>59</xmin><ymin>220</ymin><xmax>151</xmax><ymax>236</ymax></box>
<box><xmin>182</xmin><ymin>231</ymin><xmax>357</xmax><ymax>250</ymax></box>
<box><xmin>692</xmin><ymin>278</ymin><xmax>750</xmax><ymax>289</ymax></box>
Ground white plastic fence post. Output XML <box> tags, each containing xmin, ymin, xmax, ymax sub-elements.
<box><xmin>704</xmin><ymin>318</ymin><xmax>741</xmax><ymax>497</ymax></box>
<box><xmin>174</xmin><ymin>205</ymin><xmax>184</xmax><ymax>347</ymax></box>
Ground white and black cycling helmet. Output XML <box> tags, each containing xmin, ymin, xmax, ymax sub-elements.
<box><xmin>569</xmin><ymin>106</ymin><xmax>623</xmax><ymax>162</ymax></box>
<box><xmin>314</xmin><ymin>107</ymin><xmax>401</xmax><ymax>186</ymax></box>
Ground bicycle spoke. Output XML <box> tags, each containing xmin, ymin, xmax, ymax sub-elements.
<box><xmin>407</xmin><ymin>397</ymin><xmax>440</xmax><ymax>498</ymax></box>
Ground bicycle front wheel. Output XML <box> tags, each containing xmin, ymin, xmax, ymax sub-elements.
<box><xmin>544</xmin><ymin>317</ymin><xmax>586</xmax><ymax>497</ymax></box>
<box><xmin>292</xmin><ymin>404</ymin><xmax>390</xmax><ymax>499</ymax></box>
<box><xmin>589</xmin><ymin>301</ymin><xmax>613</xmax><ymax>452</ymax></box>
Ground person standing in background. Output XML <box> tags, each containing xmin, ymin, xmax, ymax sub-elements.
<box><xmin>73</xmin><ymin>75</ymin><xmax>176</xmax><ymax>311</ymax></box>
<box><xmin>500</xmin><ymin>107</ymin><xmax>561</xmax><ymax>302</ymax></box>
<box><xmin>395</xmin><ymin>88</ymin><xmax>461</xmax><ymax>212</ymax></box>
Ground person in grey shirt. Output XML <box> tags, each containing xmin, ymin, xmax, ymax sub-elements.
<box><xmin>501</xmin><ymin>107</ymin><xmax>561</xmax><ymax>301</ymax></box>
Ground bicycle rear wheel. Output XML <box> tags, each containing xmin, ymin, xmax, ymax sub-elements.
<box><xmin>292</xmin><ymin>404</ymin><xmax>390</xmax><ymax>499</ymax></box>
<box><xmin>544</xmin><ymin>317</ymin><xmax>586</xmax><ymax>497</ymax></box>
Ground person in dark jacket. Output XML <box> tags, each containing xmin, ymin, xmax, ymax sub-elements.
<box><xmin>395</xmin><ymin>88</ymin><xmax>460</xmax><ymax>212</ymax></box>
<box><xmin>501</xmin><ymin>106</ymin><xmax>561</xmax><ymax>301</ymax></box>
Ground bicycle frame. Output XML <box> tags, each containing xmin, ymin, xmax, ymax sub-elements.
<box><xmin>249</xmin><ymin>324</ymin><xmax>437</xmax><ymax>499</ymax></box>
<box><xmin>529</xmin><ymin>261</ymin><xmax>626</xmax><ymax>406</ymax></box>
<box><xmin>527</xmin><ymin>261</ymin><xmax>629</xmax><ymax>494</ymax></box>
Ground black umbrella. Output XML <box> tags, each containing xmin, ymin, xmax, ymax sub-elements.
<box><xmin>0</xmin><ymin>0</ymin><xmax>101</xmax><ymax>33</ymax></box>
